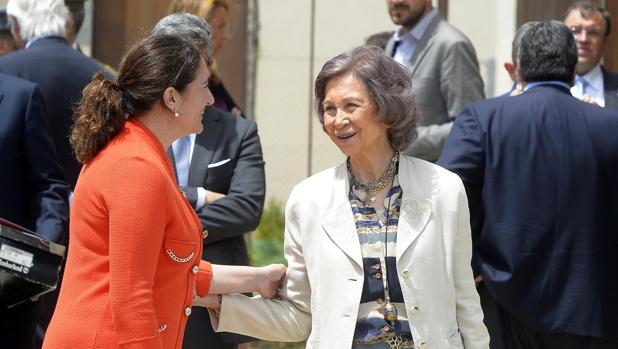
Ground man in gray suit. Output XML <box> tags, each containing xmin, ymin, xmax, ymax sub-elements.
<box><xmin>385</xmin><ymin>0</ymin><xmax>484</xmax><ymax>162</ymax></box>
<box><xmin>564</xmin><ymin>1</ymin><xmax>618</xmax><ymax>110</ymax></box>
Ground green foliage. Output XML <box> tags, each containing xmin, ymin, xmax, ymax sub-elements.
<box><xmin>254</xmin><ymin>199</ymin><xmax>285</xmax><ymax>240</ymax></box>
<box><xmin>249</xmin><ymin>199</ymin><xmax>286</xmax><ymax>266</ymax></box>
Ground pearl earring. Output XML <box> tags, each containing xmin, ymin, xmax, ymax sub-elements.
<box><xmin>173</xmin><ymin>107</ymin><xmax>180</xmax><ymax>118</ymax></box>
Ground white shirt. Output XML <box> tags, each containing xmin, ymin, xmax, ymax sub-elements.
<box><xmin>571</xmin><ymin>64</ymin><xmax>605</xmax><ymax>107</ymax></box>
<box><xmin>392</xmin><ymin>9</ymin><xmax>438</xmax><ymax>66</ymax></box>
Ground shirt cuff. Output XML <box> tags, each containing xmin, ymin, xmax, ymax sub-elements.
<box><xmin>196</xmin><ymin>187</ymin><xmax>207</xmax><ymax>210</ymax></box>
<box><xmin>196</xmin><ymin>260</ymin><xmax>213</xmax><ymax>296</ymax></box>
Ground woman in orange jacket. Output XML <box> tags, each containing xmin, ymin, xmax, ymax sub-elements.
<box><xmin>42</xmin><ymin>35</ymin><xmax>284</xmax><ymax>349</ymax></box>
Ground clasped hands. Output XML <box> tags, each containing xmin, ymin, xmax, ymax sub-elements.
<box><xmin>193</xmin><ymin>263</ymin><xmax>287</xmax><ymax>311</ymax></box>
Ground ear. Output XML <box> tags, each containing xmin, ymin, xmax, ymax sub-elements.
<box><xmin>162</xmin><ymin>86</ymin><xmax>179</xmax><ymax>111</ymax></box>
<box><xmin>65</xmin><ymin>15</ymin><xmax>75</xmax><ymax>45</ymax></box>
<box><xmin>504</xmin><ymin>61</ymin><xmax>516</xmax><ymax>82</ymax></box>
<box><xmin>9</xmin><ymin>15</ymin><xmax>25</xmax><ymax>49</ymax></box>
<box><xmin>515</xmin><ymin>59</ymin><xmax>523</xmax><ymax>84</ymax></box>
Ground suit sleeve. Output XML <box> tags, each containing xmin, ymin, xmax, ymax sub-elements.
<box><xmin>194</xmin><ymin>120</ymin><xmax>265</xmax><ymax>245</ymax></box>
<box><xmin>211</xmin><ymin>186</ymin><xmax>312</xmax><ymax>341</ymax></box>
<box><xmin>437</xmin><ymin>105</ymin><xmax>485</xmax><ymax>276</ymax></box>
<box><xmin>101</xmin><ymin>158</ymin><xmax>168</xmax><ymax>349</ymax></box>
<box><xmin>23</xmin><ymin>85</ymin><xmax>69</xmax><ymax>244</ymax></box>
<box><xmin>441</xmin><ymin>40</ymin><xmax>485</xmax><ymax>121</ymax></box>
<box><xmin>453</xmin><ymin>178</ymin><xmax>490</xmax><ymax>348</ymax></box>
<box><xmin>405</xmin><ymin>40</ymin><xmax>485</xmax><ymax>162</ymax></box>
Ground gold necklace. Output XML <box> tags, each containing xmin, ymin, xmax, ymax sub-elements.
<box><xmin>347</xmin><ymin>151</ymin><xmax>399</xmax><ymax>204</ymax></box>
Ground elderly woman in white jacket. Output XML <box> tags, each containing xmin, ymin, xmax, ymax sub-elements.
<box><xmin>197</xmin><ymin>45</ymin><xmax>489</xmax><ymax>349</ymax></box>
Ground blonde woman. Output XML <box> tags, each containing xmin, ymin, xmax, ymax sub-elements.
<box><xmin>169</xmin><ymin>0</ymin><xmax>243</xmax><ymax>116</ymax></box>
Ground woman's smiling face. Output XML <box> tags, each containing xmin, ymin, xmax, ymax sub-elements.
<box><xmin>322</xmin><ymin>73</ymin><xmax>388</xmax><ymax>159</ymax></box>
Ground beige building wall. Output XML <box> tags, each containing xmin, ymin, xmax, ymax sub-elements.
<box><xmin>1</xmin><ymin>0</ymin><xmax>516</xmax><ymax>205</ymax></box>
<box><xmin>255</xmin><ymin>0</ymin><xmax>394</xmax><ymax>203</ymax></box>
<box><xmin>449</xmin><ymin>0</ymin><xmax>517</xmax><ymax>97</ymax></box>
<box><xmin>256</xmin><ymin>0</ymin><xmax>518</xmax><ymax>204</ymax></box>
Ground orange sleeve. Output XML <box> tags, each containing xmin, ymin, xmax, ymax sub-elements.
<box><xmin>196</xmin><ymin>260</ymin><xmax>213</xmax><ymax>296</ymax></box>
<box><xmin>101</xmin><ymin>157</ymin><xmax>168</xmax><ymax>349</ymax></box>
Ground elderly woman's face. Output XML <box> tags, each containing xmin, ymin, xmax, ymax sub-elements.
<box><xmin>322</xmin><ymin>74</ymin><xmax>388</xmax><ymax>159</ymax></box>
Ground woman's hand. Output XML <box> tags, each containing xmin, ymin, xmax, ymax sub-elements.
<box><xmin>256</xmin><ymin>264</ymin><xmax>287</xmax><ymax>299</ymax></box>
<box><xmin>206</xmin><ymin>263</ymin><xmax>287</xmax><ymax>297</ymax></box>
<box><xmin>193</xmin><ymin>294</ymin><xmax>221</xmax><ymax>309</ymax></box>
<box><xmin>205</xmin><ymin>190</ymin><xmax>225</xmax><ymax>204</ymax></box>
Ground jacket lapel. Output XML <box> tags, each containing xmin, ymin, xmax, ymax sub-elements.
<box><xmin>319</xmin><ymin>158</ymin><xmax>433</xmax><ymax>267</ymax></box>
<box><xmin>385</xmin><ymin>37</ymin><xmax>396</xmax><ymax>58</ymax></box>
<box><xmin>602</xmin><ymin>68</ymin><xmax>618</xmax><ymax>111</ymax></box>
<box><xmin>321</xmin><ymin>164</ymin><xmax>363</xmax><ymax>268</ymax></box>
<box><xmin>406</xmin><ymin>15</ymin><xmax>441</xmax><ymax>76</ymax></box>
<box><xmin>189</xmin><ymin>108</ymin><xmax>222</xmax><ymax>186</ymax></box>
<box><xmin>396</xmin><ymin>197</ymin><xmax>431</xmax><ymax>259</ymax></box>
<box><xmin>396</xmin><ymin>157</ymin><xmax>432</xmax><ymax>259</ymax></box>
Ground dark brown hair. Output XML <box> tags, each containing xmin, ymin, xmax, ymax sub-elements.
<box><xmin>71</xmin><ymin>34</ymin><xmax>202</xmax><ymax>164</ymax></box>
<box><xmin>314</xmin><ymin>45</ymin><xmax>419</xmax><ymax>151</ymax></box>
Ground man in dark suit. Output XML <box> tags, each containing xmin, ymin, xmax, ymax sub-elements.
<box><xmin>153</xmin><ymin>14</ymin><xmax>266</xmax><ymax>349</ymax></box>
<box><xmin>2</xmin><ymin>1</ymin><xmax>104</xmax><ymax>345</ymax></box>
<box><xmin>564</xmin><ymin>1</ymin><xmax>618</xmax><ymax>110</ymax></box>
<box><xmin>1</xmin><ymin>0</ymin><xmax>105</xmax><ymax>189</ymax></box>
<box><xmin>0</xmin><ymin>73</ymin><xmax>69</xmax><ymax>348</ymax></box>
<box><xmin>384</xmin><ymin>0</ymin><xmax>484</xmax><ymax>162</ymax></box>
<box><xmin>438</xmin><ymin>21</ymin><xmax>618</xmax><ymax>348</ymax></box>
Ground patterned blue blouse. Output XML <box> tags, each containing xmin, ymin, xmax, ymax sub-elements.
<box><xmin>350</xmin><ymin>176</ymin><xmax>413</xmax><ymax>347</ymax></box>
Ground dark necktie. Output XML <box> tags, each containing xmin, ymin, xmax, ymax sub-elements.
<box><xmin>391</xmin><ymin>40</ymin><xmax>401</xmax><ymax>58</ymax></box>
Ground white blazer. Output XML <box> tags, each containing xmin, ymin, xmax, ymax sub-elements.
<box><xmin>213</xmin><ymin>156</ymin><xmax>489</xmax><ymax>349</ymax></box>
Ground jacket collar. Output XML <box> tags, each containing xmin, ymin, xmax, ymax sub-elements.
<box><xmin>26</xmin><ymin>36</ymin><xmax>68</xmax><ymax>49</ymax></box>
<box><xmin>126</xmin><ymin>118</ymin><xmax>176</xmax><ymax>181</ymax></box>
<box><xmin>521</xmin><ymin>82</ymin><xmax>572</xmax><ymax>96</ymax></box>
<box><xmin>321</xmin><ymin>156</ymin><xmax>432</xmax><ymax>268</ymax></box>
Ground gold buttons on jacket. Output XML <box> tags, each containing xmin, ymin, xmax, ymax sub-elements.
<box><xmin>202</xmin><ymin>230</ymin><xmax>209</xmax><ymax>238</ymax></box>
<box><xmin>402</xmin><ymin>270</ymin><xmax>410</xmax><ymax>278</ymax></box>
<box><xmin>418</xmin><ymin>340</ymin><xmax>427</xmax><ymax>348</ymax></box>
<box><xmin>382</xmin><ymin>325</ymin><xmax>390</xmax><ymax>332</ymax></box>
<box><xmin>191</xmin><ymin>265</ymin><xmax>199</xmax><ymax>274</ymax></box>
<box><xmin>184</xmin><ymin>307</ymin><xmax>192</xmax><ymax>317</ymax></box>
<box><xmin>410</xmin><ymin>305</ymin><xmax>420</xmax><ymax>313</ymax></box>
<box><xmin>375</xmin><ymin>273</ymin><xmax>382</xmax><ymax>279</ymax></box>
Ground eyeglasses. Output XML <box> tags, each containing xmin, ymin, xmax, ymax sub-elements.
<box><xmin>569</xmin><ymin>26</ymin><xmax>604</xmax><ymax>39</ymax></box>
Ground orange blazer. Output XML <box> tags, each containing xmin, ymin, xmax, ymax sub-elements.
<box><xmin>43</xmin><ymin>119</ymin><xmax>213</xmax><ymax>349</ymax></box>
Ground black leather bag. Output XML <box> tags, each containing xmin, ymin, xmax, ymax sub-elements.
<box><xmin>0</xmin><ymin>218</ymin><xmax>65</xmax><ymax>307</ymax></box>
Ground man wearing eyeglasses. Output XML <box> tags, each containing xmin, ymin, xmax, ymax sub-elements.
<box><xmin>564</xmin><ymin>1</ymin><xmax>618</xmax><ymax>110</ymax></box>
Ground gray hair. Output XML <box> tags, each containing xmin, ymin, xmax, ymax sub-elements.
<box><xmin>314</xmin><ymin>45</ymin><xmax>419</xmax><ymax>151</ymax></box>
<box><xmin>152</xmin><ymin>13</ymin><xmax>213</xmax><ymax>63</ymax></box>
<box><xmin>520</xmin><ymin>20</ymin><xmax>578</xmax><ymax>84</ymax></box>
<box><xmin>7</xmin><ymin>0</ymin><xmax>68</xmax><ymax>41</ymax></box>
<box><xmin>512</xmin><ymin>21</ymin><xmax>537</xmax><ymax>63</ymax></box>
